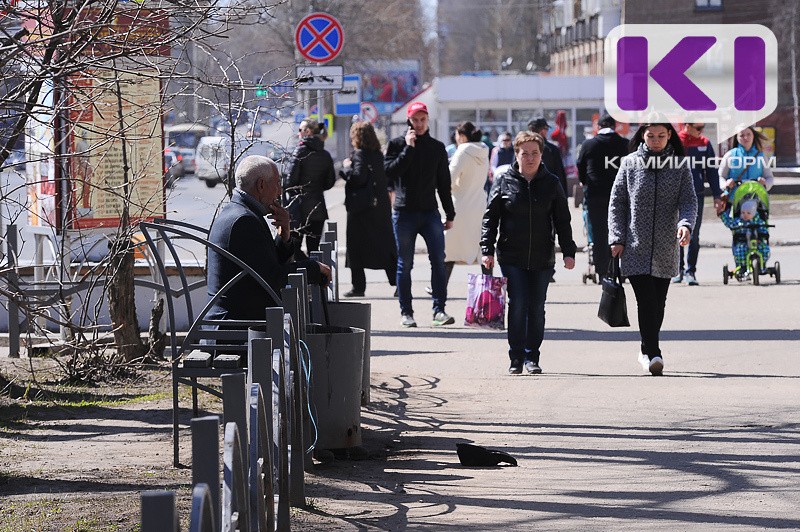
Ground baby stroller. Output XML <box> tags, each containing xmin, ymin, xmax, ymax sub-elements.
<box><xmin>721</xmin><ymin>181</ymin><xmax>781</xmax><ymax>286</ymax></box>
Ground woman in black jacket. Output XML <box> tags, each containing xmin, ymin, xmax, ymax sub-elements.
<box><xmin>283</xmin><ymin>118</ymin><xmax>336</xmax><ymax>255</ymax></box>
<box><xmin>340</xmin><ymin>121</ymin><xmax>397</xmax><ymax>297</ymax></box>
<box><xmin>481</xmin><ymin>131</ymin><xmax>577</xmax><ymax>375</ymax></box>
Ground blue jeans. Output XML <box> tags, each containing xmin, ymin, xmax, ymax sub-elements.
<box><xmin>393</xmin><ymin>209</ymin><xmax>447</xmax><ymax>317</ymax></box>
<box><xmin>679</xmin><ymin>194</ymin><xmax>704</xmax><ymax>274</ymax></box>
<box><xmin>500</xmin><ymin>263</ymin><xmax>554</xmax><ymax>363</ymax></box>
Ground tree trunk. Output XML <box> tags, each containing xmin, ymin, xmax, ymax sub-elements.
<box><xmin>107</xmin><ymin>240</ymin><xmax>147</xmax><ymax>362</ymax></box>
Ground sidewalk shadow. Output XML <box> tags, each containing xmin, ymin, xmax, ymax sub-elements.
<box><xmin>303</xmin><ymin>375</ymin><xmax>800</xmax><ymax>530</ymax></box>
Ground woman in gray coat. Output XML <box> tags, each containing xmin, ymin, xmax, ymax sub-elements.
<box><xmin>609</xmin><ymin>121</ymin><xmax>697</xmax><ymax>376</ymax></box>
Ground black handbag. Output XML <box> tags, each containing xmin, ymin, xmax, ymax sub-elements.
<box><xmin>344</xmin><ymin>162</ymin><xmax>377</xmax><ymax>214</ymax></box>
<box><xmin>598</xmin><ymin>257</ymin><xmax>630</xmax><ymax>327</ymax></box>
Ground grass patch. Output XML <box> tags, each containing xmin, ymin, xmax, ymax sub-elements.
<box><xmin>0</xmin><ymin>499</ymin><xmax>64</xmax><ymax>532</ymax></box>
<box><xmin>0</xmin><ymin>390</ymin><xmax>170</xmax><ymax>426</ymax></box>
<box><xmin>0</xmin><ymin>499</ymin><xmax>131</xmax><ymax>532</ymax></box>
<box><xmin>53</xmin><ymin>391</ymin><xmax>168</xmax><ymax>409</ymax></box>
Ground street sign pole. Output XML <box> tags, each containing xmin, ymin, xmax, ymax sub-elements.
<box><xmin>317</xmin><ymin>68</ymin><xmax>324</xmax><ymax>135</ymax></box>
<box><xmin>294</xmin><ymin>12</ymin><xmax>344</xmax><ymax>138</ymax></box>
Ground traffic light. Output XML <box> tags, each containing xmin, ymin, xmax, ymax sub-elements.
<box><xmin>255</xmin><ymin>85</ymin><xmax>267</xmax><ymax>97</ymax></box>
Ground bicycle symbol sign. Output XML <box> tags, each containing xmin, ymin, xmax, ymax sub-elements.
<box><xmin>294</xmin><ymin>12</ymin><xmax>344</xmax><ymax>64</ymax></box>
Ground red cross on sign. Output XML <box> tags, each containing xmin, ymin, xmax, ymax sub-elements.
<box><xmin>294</xmin><ymin>12</ymin><xmax>344</xmax><ymax>64</ymax></box>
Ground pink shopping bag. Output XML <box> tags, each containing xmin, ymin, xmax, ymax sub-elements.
<box><xmin>464</xmin><ymin>273</ymin><xmax>507</xmax><ymax>329</ymax></box>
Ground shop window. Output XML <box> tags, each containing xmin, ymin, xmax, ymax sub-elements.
<box><xmin>449</xmin><ymin>109</ymin><xmax>476</xmax><ymax>123</ymax></box>
<box><xmin>478</xmin><ymin>109</ymin><xmax>506</xmax><ymax>123</ymax></box>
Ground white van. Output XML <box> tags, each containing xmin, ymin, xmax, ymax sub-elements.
<box><xmin>195</xmin><ymin>136</ymin><xmax>231</xmax><ymax>188</ymax></box>
<box><xmin>195</xmin><ymin>136</ymin><xmax>290</xmax><ymax>188</ymax></box>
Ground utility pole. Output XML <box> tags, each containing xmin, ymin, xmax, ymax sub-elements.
<box><xmin>496</xmin><ymin>0</ymin><xmax>503</xmax><ymax>71</ymax></box>
<box><xmin>791</xmin><ymin>3</ymin><xmax>800</xmax><ymax>165</ymax></box>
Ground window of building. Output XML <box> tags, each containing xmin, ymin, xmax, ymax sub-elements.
<box><xmin>511</xmin><ymin>109</ymin><xmax>541</xmax><ymax>134</ymax></box>
<box><xmin>478</xmin><ymin>109</ymin><xmax>506</xmax><ymax>123</ymax></box>
<box><xmin>695</xmin><ymin>0</ymin><xmax>723</xmax><ymax>10</ymax></box>
<box><xmin>448</xmin><ymin>109</ymin><xmax>476</xmax><ymax>123</ymax></box>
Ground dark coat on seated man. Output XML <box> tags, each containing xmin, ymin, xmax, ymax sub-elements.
<box><xmin>207</xmin><ymin>155</ymin><xmax>330</xmax><ymax>322</ymax></box>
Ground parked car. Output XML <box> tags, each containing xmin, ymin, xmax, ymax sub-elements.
<box><xmin>196</xmin><ymin>136</ymin><xmax>288</xmax><ymax>188</ymax></box>
<box><xmin>4</xmin><ymin>149</ymin><xmax>26</xmax><ymax>172</ymax></box>
<box><xmin>195</xmin><ymin>136</ymin><xmax>231</xmax><ymax>188</ymax></box>
<box><xmin>164</xmin><ymin>150</ymin><xmax>185</xmax><ymax>188</ymax></box>
<box><xmin>178</xmin><ymin>148</ymin><xmax>196</xmax><ymax>174</ymax></box>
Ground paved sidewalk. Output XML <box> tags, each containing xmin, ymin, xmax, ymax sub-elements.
<box><xmin>292</xmin><ymin>187</ymin><xmax>800</xmax><ymax>530</ymax></box>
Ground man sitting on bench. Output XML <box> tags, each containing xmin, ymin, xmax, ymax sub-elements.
<box><xmin>207</xmin><ymin>155</ymin><xmax>332</xmax><ymax>323</ymax></box>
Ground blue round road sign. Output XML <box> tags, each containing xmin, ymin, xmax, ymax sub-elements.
<box><xmin>294</xmin><ymin>12</ymin><xmax>344</xmax><ymax>64</ymax></box>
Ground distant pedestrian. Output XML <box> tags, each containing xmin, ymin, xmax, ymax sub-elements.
<box><xmin>609</xmin><ymin>121</ymin><xmax>697</xmax><ymax>376</ymax></box>
<box><xmin>528</xmin><ymin>117</ymin><xmax>568</xmax><ymax>195</ymax></box>
<box><xmin>481</xmin><ymin>131</ymin><xmax>576</xmax><ymax>375</ymax></box>
<box><xmin>283</xmin><ymin>118</ymin><xmax>336</xmax><ymax>256</ymax></box>
<box><xmin>719</xmin><ymin>125</ymin><xmax>774</xmax><ymax>200</ymax></box>
<box><xmin>674</xmin><ymin>121</ymin><xmax>725</xmax><ymax>286</ymax></box>
<box><xmin>385</xmin><ymin>102</ymin><xmax>456</xmax><ymax>328</ymax></box>
<box><xmin>489</xmin><ymin>131</ymin><xmax>515</xmax><ymax>182</ymax></box>
<box><xmin>445</xmin><ymin>130</ymin><xmax>457</xmax><ymax>160</ymax></box>
<box><xmin>340</xmin><ymin>121</ymin><xmax>397</xmax><ymax>297</ymax></box>
<box><xmin>442</xmin><ymin>121</ymin><xmax>490</xmax><ymax>288</ymax></box>
<box><xmin>576</xmin><ymin>114</ymin><xmax>630</xmax><ymax>277</ymax></box>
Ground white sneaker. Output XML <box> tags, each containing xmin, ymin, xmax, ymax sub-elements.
<box><xmin>639</xmin><ymin>353</ymin><xmax>664</xmax><ymax>375</ymax></box>
<box><xmin>401</xmin><ymin>314</ymin><xmax>417</xmax><ymax>328</ymax></box>
<box><xmin>648</xmin><ymin>356</ymin><xmax>664</xmax><ymax>376</ymax></box>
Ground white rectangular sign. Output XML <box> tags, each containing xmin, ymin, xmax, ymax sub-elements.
<box><xmin>295</xmin><ymin>65</ymin><xmax>344</xmax><ymax>90</ymax></box>
<box><xmin>334</xmin><ymin>74</ymin><xmax>361</xmax><ymax>115</ymax></box>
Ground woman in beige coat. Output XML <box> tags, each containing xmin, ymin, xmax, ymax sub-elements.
<box><xmin>443</xmin><ymin>121</ymin><xmax>490</xmax><ymax>287</ymax></box>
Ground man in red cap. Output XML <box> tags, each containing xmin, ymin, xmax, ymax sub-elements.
<box><xmin>385</xmin><ymin>101</ymin><xmax>456</xmax><ymax>328</ymax></box>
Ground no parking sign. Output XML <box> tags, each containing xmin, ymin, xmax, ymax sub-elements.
<box><xmin>360</xmin><ymin>102</ymin><xmax>379</xmax><ymax>124</ymax></box>
<box><xmin>294</xmin><ymin>12</ymin><xmax>344</xmax><ymax>64</ymax></box>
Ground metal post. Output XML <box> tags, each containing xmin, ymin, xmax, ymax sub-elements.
<box><xmin>6</xmin><ymin>225</ymin><xmax>19</xmax><ymax>358</ymax></box>
<box><xmin>322</xmin><ymin>231</ymin><xmax>338</xmax><ymax>301</ymax></box>
<box><xmin>140</xmin><ymin>491</ymin><xmax>179</xmax><ymax>532</ymax></box>
<box><xmin>222</xmin><ymin>372</ymin><xmax>249</xmax><ymax>478</ymax></box>
<box><xmin>319</xmin><ymin>242</ymin><xmax>335</xmax><ymax>301</ymax></box>
<box><xmin>265</xmin><ymin>307</ymin><xmax>285</xmax><ymax>473</ymax></box>
<box><xmin>287</xmin><ymin>272</ymin><xmax>307</xmax><ymax>342</ymax></box>
<box><xmin>191</xmin><ymin>415</ymin><xmax>221</xmax><ymax>532</ymax></box>
<box><xmin>280</xmin><ymin>293</ymin><xmax>306</xmax><ymax>506</ymax></box>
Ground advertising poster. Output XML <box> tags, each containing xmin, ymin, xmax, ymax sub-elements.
<box><xmin>26</xmin><ymin>80</ymin><xmax>57</xmax><ymax>228</ymax></box>
<box><xmin>360</xmin><ymin>60</ymin><xmax>420</xmax><ymax>115</ymax></box>
<box><xmin>67</xmin><ymin>68</ymin><xmax>164</xmax><ymax>229</ymax></box>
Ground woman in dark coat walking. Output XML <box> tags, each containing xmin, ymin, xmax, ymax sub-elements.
<box><xmin>340</xmin><ymin>121</ymin><xmax>397</xmax><ymax>297</ymax></box>
<box><xmin>481</xmin><ymin>131</ymin><xmax>576</xmax><ymax>375</ymax></box>
<box><xmin>283</xmin><ymin>118</ymin><xmax>336</xmax><ymax>256</ymax></box>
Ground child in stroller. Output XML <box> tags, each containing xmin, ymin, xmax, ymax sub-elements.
<box><xmin>719</xmin><ymin>181</ymin><xmax>780</xmax><ymax>285</ymax></box>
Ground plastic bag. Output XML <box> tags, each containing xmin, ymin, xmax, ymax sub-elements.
<box><xmin>465</xmin><ymin>273</ymin><xmax>507</xmax><ymax>329</ymax></box>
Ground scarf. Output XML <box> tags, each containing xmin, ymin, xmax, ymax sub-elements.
<box><xmin>637</xmin><ymin>142</ymin><xmax>675</xmax><ymax>160</ymax></box>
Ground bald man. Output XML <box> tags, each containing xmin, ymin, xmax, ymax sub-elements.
<box><xmin>207</xmin><ymin>155</ymin><xmax>331</xmax><ymax>322</ymax></box>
